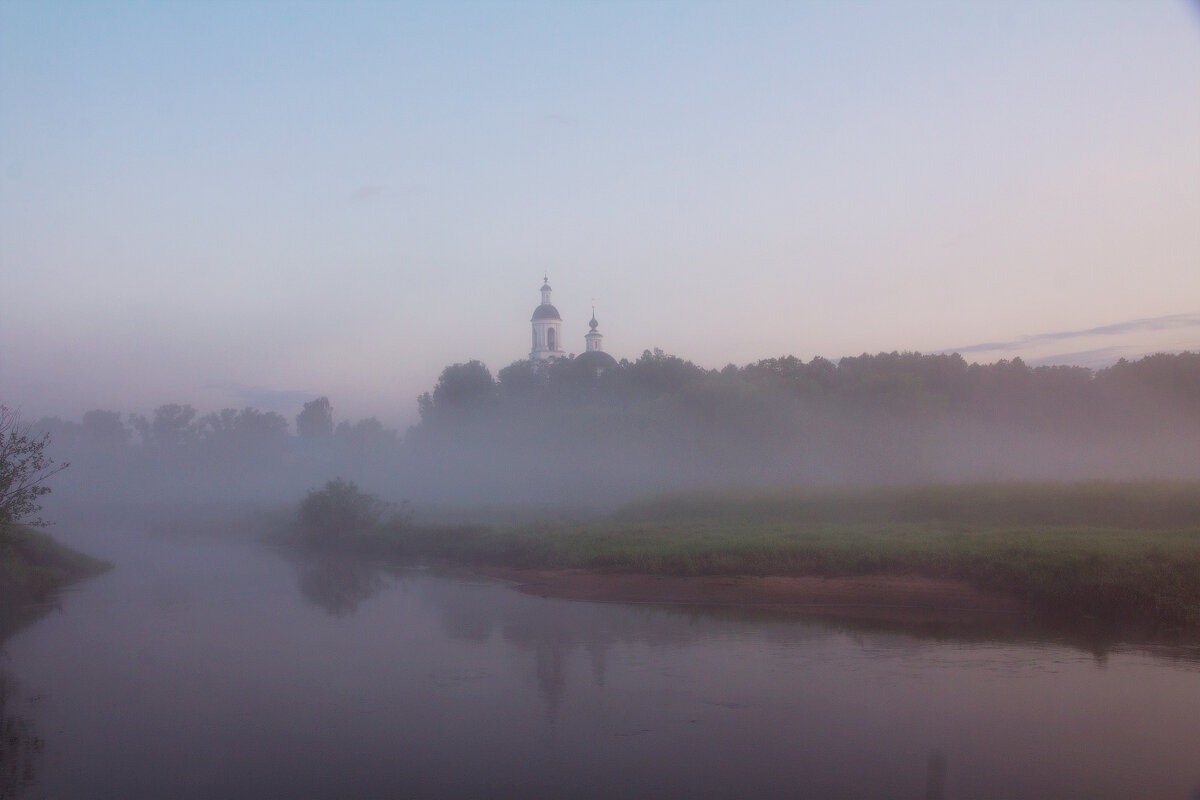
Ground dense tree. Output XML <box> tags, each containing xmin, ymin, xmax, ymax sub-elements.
<box><xmin>628</xmin><ymin>348</ymin><xmax>706</xmax><ymax>395</ymax></box>
<box><xmin>297</xmin><ymin>397</ymin><xmax>334</xmax><ymax>439</ymax></box>
<box><xmin>80</xmin><ymin>409</ymin><xmax>131</xmax><ymax>446</ymax></box>
<box><xmin>334</xmin><ymin>417</ymin><xmax>399</xmax><ymax>458</ymax></box>
<box><xmin>131</xmin><ymin>404</ymin><xmax>198</xmax><ymax>453</ymax></box>
<box><xmin>419</xmin><ymin>360</ymin><xmax>498</xmax><ymax>421</ymax></box>
<box><xmin>197</xmin><ymin>407</ymin><xmax>289</xmax><ymax>461</ymax></box>
<box><xmin>298</xmin><ymin>478</ymin><xmax>385</xmax><ymax>539</ymax></box>
<box><xmin>0</xmin><ymin>405</ymin><xmax>68</xmax><ymax>535</ymax></box>
<box><xmin>497</xmin><ymin>360</ymin><xmax>543</xmax><ymax>399</ymax></box>
<box><xmin>6</xmin><ymin>348</ymin><xmax>1197</xmax><ymax>510</ymax></box>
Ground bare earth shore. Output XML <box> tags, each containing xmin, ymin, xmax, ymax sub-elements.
<box><xmin>480</xmin><ymin>568</ymin><xmax>1023</xmax><ymax>626</ymax></box>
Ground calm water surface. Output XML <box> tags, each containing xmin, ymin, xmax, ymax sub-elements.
<box><xmin>4</xmin><ymin>511</ymin><xmax>1200</xmax><ymax>799</ymax></box>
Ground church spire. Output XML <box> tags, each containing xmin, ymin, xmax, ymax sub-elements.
<box><xmin>585</xmin><ymin>303</ymin><xmax>603</xmax><ymax>352</ymax></box>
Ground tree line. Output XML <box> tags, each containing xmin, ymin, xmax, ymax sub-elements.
<box><xmin>418</xmin><ymin>349</ymin><xmax>1200</xmax><ymax>429</ymax></box>
<box><xmin>17</xmin><ymin>349</ymin><xmax>1200</xmax><ymax>509</ymax></box>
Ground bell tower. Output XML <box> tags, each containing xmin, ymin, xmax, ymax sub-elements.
<box><xmin>530</xmin><ymin>275</ymin><xmax>564</xmax><ymax>360</ymax></box>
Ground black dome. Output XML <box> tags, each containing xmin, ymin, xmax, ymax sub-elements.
<box><xmin>531</xmin><ymin>304</ymin><xmax>561</xmax><ymax>321</ymax></box>
<box><xmin>576</xmin><ymin>350</ymin><xmax>618</xmax><ymax>372</ymax></box>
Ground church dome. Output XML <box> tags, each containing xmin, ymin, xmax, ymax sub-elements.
<box><xmin>575</xmin><ymin>349</ymin><xmax>618</xmax><ymax>372</ymax></box>
<box><xmin>531</xmin><ymin>304</ymin><xmax>562</xmax><ymax>321</ymax></box>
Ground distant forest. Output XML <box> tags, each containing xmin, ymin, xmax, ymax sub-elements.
<box><xmin>28</xmin><ymin>350</ymin><xmax>1200</xmax><ymax>512</ymax></box>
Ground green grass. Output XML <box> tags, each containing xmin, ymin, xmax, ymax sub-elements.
<box><xmin>615</xmin><ymin>480</ymin><xmax>1200</xmax><ymax>529</ymax></box>
<box><xmin>295</xmin><ymin>481</ymin><xmax>1200</xmax><ymax>628</ymax></box>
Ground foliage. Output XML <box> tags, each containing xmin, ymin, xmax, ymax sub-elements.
<box><xmin>297</xmin><ymin>396</ymin><xmax>334</xmax><ymax>438</ymax></box>
<box><xmin>298</xmin><ymin>478</ymin><xmax>388</xmax><ymax>540</ymax></box>
<box><xmin>497</xmin><ymin>359</ymin><xmax>544</xmax><ymax>398</ymax></box>
<box><xmin>197</xmin><ymin>407</ymin><xmax>289</xmax><ymax>463</ymax></box>
<box><xmin>0</xmin><ymin>405</ymin><xmax>68</xmax><ymax>535</ymax></box>
<box><xmin>9</xmin><ymin>349</ymin><xmax>1200</xmax><ymax>508</ymax></box>
<box><xmin>413</xmin><ymin>349</ymin><xmax>1200</xmax><ymax>437</ymax></box>
<box><xmin>418</xmin><ymin>360</ymin><xmax>498</xmax><ymax>422</ymax></box>
<box><xmin>81</xmin><ymin>409</ymin><xmax>131</xmax><ymax>446</ymax></box>
<box><xmin>131</xmin><ymin>403</ymin><xmax>198</xmax><ymax>452</ymax></box>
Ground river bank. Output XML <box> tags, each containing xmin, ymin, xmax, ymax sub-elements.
<box><xmin>288</xmin><ymin>481</ymin><xmax>1200</xmax><ymax>630</ymax></box>
<box><xmin>481</xmin><ymin>567</ymin><xmax>1023</xmax><ymax>627</ymax></box>
<box><xmin>0</xmin><ymin>525</ymin><xmax>112</xmax><ymax>639</ymax></box>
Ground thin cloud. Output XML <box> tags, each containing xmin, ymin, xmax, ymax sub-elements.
<box><xmin>948</xmin><ymin>313</ymin><xmax>1200</xmax><ymax>355</ymax></box>
<box><xmin>1028</xmin><ymin>347</ymin><xmax>1135</xmax><ymax>369</ymax></box>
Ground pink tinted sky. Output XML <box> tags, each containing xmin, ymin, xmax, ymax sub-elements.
<box><xmin>2</xmin><ymin>1</ymin><xmax>1198</xmax><ymax>427</ymax></box>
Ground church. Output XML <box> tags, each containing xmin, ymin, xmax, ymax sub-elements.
<box><xmin>529</xmin><ymin>276</ymin><xmax>618</xmax><ymax>372</ymax></box>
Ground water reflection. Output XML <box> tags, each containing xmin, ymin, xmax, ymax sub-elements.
<box><xmin>280</xmin><ymin>555</ymin><xmax>1200</xmax><ymax>726</ymax></box>
<box><xmin>417</xmin><ymin>573</ymin><xmax>1200</xmax><ymax>720</ymax></box>
<box><xmin>1</xmin><ymin>607</ymin><xmax>53</xmax><ymax>800</ymax></box>
<box><xmin>924</xmin><ymin>748</ymin><xmax>947</xmax><ymax>800</ymax></box>
<box><xmin>0</xmin><ymin>669</ymin><xmax>42</xmax><ymax>800</ymax></box>
<box><xmin>14</xmin><ymin>520</ymin><xmax>1197</xmax><ymax>800</ymax></box>
<box><xmin>294</xmin><ymin>555</ymin><xmax>388</xmax><ymax>617</ymax></box>
<box><xmin>419</xmin><ymin>577</ymin><xmax>693</xmax><ymax>719</ymax></box>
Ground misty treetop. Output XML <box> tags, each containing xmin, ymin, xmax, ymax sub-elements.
<box><xmin>297</xmin><ymin>397</ymin><xmax>334</xmax><ymax>439</ymax></box>
<box><xmin>16</xmin><ymin>349</ymin><xmax>1200</xmax><ymax>508</ymax></box>
<box><xmin>419</xmin><ymin>349</ymin><xmax>1199</xmax><ymax>427</ymax></box>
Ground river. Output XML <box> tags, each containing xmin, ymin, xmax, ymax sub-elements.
<box><xmin>4</xmin><ymin>508</ymin><xmax>1200</xmax><ymax>799</ymax></box>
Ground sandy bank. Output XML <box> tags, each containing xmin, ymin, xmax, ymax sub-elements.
<box><xmin>480</xmin><ymin>568</ymin><xmax>1023</xmax><ymax>625</ymax></box>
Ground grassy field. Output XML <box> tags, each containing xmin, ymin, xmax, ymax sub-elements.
<box><xmin>300</xmin><ymin>481</ymin><xmax>1200</xmax><ymax>628</ymax></box>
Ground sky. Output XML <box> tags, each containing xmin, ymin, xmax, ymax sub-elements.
<box><xmin>2</xmin><ymin>0</ymin><xmax>1198</xmax><ymax>428</ymax></box>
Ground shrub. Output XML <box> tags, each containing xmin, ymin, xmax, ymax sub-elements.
<box><xmin>298</xmin><ymin>479</ymin><xmax>384</xmax><ymax>539</ymax></box>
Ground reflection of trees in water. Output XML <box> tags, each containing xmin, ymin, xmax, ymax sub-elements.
<box><xmin>0</xmin><ymin>670</ymin><xmax>42</xmax><ymax>800</ymax></box>
<box><xmin>418</xmin><ymin>573</ymin><xmax>1200</xmax><ymax>723</ymax></box>
<box><xmin>421</xmin><ymin>580</ymin><xmax>691</xmax><ymax>719</ymax></box>
<box><xmin>0</xmin><ymin>602</ymin><xmax>55</xmax><ymax>800</ymax></box>
<box><xmin>295</xmin><ymin>556</ymin><xmax>388</xmax><ymax>617</ymax></box>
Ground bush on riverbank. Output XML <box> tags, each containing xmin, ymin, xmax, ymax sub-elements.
<box><xmin>296</xmin><ymin>478</ymin><xmax>414</xmax><ymax>545</ymax></box>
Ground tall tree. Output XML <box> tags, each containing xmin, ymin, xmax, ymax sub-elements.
<box><xmin>419</xmin><ymin>361</ymin><xmax>498</xmax><ymax>421</ymax></box>
<box><xmin>297</xmin><ymin>397</ymin><xmax>334</xmax><ymax>438</ymax></box>
<box><xmin>136</xmin><ymin>404</ymin><xmax>198</xmax><ymax>452</ymax></box>
<box><xmin>80</xmin><ymin>409</ymin><xmax>131</xmax><ymax>447</ymax></box>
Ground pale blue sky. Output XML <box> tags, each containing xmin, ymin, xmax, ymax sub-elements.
<box><xmin>3</xmin><ymin>1</ymin><xmax>1199</xmax><ymax>426</ymax></box>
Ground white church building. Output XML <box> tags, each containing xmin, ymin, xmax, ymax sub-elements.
<box><xmin>529</xmin><ymin>276</ymin><xmax>618</xmax><ymax>371</ymax></box>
